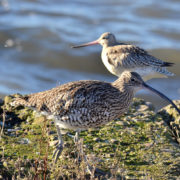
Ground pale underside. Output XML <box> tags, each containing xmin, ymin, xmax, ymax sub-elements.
<box><xmin>32</xmin><ymin>107</ymin><xmax>115</xmax><ymax>131</ymax></box>
<box><xmin>35</xmin><ymin>106</ymin><xmax>125</xmax><ymax>131</ymax></box>
<box><xmin>101</xmin><ymin>46</ymin><xmax>173</xmax><ymax>81</ymax></box>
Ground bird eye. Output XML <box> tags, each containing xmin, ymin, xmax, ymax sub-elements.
<box><xmin>102</xmin><ymin>37</ymin><xmax>106</xmax><ymax>39</ymax></box>
<box><xmin>131</xmin><ymin>78</ymin><xmax>135</xmax><ymax>82</ymax></box>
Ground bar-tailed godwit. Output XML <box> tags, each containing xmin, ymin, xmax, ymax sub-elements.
<box><xmin>72</xmin><ymin>32</ymin><xmax>174</xmax><ymax>80</ymax></box>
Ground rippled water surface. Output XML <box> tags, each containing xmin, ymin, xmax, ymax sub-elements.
<box><xmin>0</xmin><ymin>0</ymin><xmax>180</xmax><ymax>109</ymax></box>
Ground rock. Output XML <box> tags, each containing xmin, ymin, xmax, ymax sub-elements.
<box><xmin>159</xmin><ymin>100</ymin><xmax>180</xmax><ymax>144</ymax></box>
<box><xmin>4</xmin><ymin>96</ymin><xmax>13</xmax><ymax>105</ymax></box>
<box><xmin>160</xmin><ymin>100</ymin><xmax>180</xmax><ymax>119</ymax></box>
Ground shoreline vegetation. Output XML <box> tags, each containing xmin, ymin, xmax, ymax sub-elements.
<box><xmin>0</xmin><ymin>94</ymin><xmax>180</xmax><ymax>179</ymax></box>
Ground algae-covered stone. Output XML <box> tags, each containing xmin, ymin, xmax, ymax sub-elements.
<box><xmin>159</xmin><ymin>100</ymin><xmax>180</xmax><ymax>144</ymax></box>
<box><xmin>0</xmin><ymin>95</ymin><xmax>180</xmax><ymax>179</ymax></box>
<box><xmin>160</xmin><ymin>100</ymin><xmax>180</xmax><ymax>119</ymax></box>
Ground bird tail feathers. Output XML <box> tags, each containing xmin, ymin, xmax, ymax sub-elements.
<box><xmin>155</xmin><ymin>67</ymin><xmax>174</xmax><ymax>76</ymax></box>
<box><xmin>10</xmin><ymin>97</ymin><xmax>30</xmax><ymax>107</ymax></box>
<box><xmin>161</xmin><ymin>62</ymin><xmax>174</xmax><ymax>67</ymax></box>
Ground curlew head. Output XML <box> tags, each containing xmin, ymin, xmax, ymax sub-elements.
<box><xmin>119</xmin><ymin>71</ymin><xmax>144</xmax><ymax>89</ymax></box>
<box><xmin>116</xmin><ymin>71</ymin><xmax>180</xmax><ymax>115</ymax></box>
<box><xmin>72</xmin><ymin>32</ymin><xmax>117</xmax><ymax>48</ymax></box>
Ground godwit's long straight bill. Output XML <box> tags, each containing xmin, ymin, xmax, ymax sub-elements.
<box><xmin>71</xmin><ymin>40</ymin><xmax>99</xmax><ymax>48</ymax></box>
<box><xmin>143</xmin><ymin>83</ymin><xmax>180</xmax><ymax>114</ymax></box>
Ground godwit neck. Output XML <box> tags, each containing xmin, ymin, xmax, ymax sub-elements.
<box><xmin>71</xmin><ymin>32</ymin><xmax>117</xmax><ymax>48</ymax></box>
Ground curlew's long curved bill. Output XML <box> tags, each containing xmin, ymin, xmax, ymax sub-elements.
<box><xmin>71</xmin><ymin>40</ymin><xmax>99</xmax><ymax>48</ymax></box>
<box><xmin>143</xmin><ymin>83</ymin><xmax>180</xmax><ymax>115</ymax></box>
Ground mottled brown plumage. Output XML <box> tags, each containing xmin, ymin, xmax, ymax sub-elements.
<box><xmin>11</xmin><ymin>71</ymin><xmax>180</xmax><ymax>163</ymax></box>
<box><xmin>72</xmin><ymin>32</ymin><xmax>174</xmax><ymax>80</ymax></box>
<box><xmin>11</xmin><ymin>72</ymin><xmax>135</xmax><ymax>130</ymax></box>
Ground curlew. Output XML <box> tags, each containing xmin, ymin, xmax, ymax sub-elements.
<box><xmin>72</xmin><ymin>32</ymin><xmax>174</xmax><ymax>80</ymax></box>
<box><xmin>11</xmin><ymin>71</ymin><xmax>180</xmax><ymax>163</ymax></box>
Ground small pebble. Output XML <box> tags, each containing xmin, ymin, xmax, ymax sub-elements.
<box><xmin>7</xmin><ymin>128</ymin><xmax>20</xmax><ymax>132</ymax></box>
<box><xmin>138</xmin><ymin>105</ymin><xmax>149</xmax><ymax>112</ymax></box>
<box><xmin>20</xmin><ymin>167</ymin><xmax>25</xmax><ymax>171</ymax></box>
<box><xmin>5</xmin><ymin>39</ymin><xmax>14</xmax><ymax>47</ymax></box>
<box><xmin>3</xmin><ymin>161</ymin><xmax>8</xmax><ymax>167</ymax></box>
<box><xmin>93</xmin><ymin>137</ymin><xmax>101</xmax><ymax>142</ymax></box>
<box><xmin>110</xmin><ymin>139</ymin><xmax>118</xmax><ymax>143</ymax></box>
<box><xmin>104</xmin><ymin>139</ymin><xmax>109</xmax><ymax>143</ymax></box>
<box><xmin>48</xmin><ymin>130</ymin><xmax>56</xmax><ymax>135</ymax></box>
<box><xmin>49</xmin><ymin>140</ymin><xmax>58</xmax><ymax>147</ymax></box>
<box><xmin>18</xmin><ymin>138</ymin><xmax>31</xmax><ymax>144</ymax></box>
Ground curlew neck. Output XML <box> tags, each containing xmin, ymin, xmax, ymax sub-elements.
<box><xmin>111</xmin><ymin>77</ymin><xmax>135</xmax><ymax>95</ymax></box>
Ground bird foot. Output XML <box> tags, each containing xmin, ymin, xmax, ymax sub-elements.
<box><xmin>83</xmin><ymin>154</ymin><xmax>94</xmax><ymax>175</ymax></box>
<box><xmin>53</xmin><ymin>142</ymin><xmax>63</xmax><ymax>164</ymax></box>
<box><xmin>74</xmin><ymin>131</ymin><xmax>80</xmax><ymax>144</ymax></box>
<box><xmin>86</xmin><ymin>162</ymin><xmax>94</xmax><ymax>175</ymax></box>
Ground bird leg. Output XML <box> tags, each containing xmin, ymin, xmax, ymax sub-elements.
<box><xmin>77</xmin><ymin>138</ymin><xmax>93</xmax><ymax>176</ymax></box>
<box><xmin>74</xmin><ymin>131</ymin><xmax>80</xmax><ymax>144</ymax></box>
<box><xmin>74</xmin><ymin>131</ymin><xmax>81</xmax><ymax>162</ymax></box>
<box><xmin>74</xmin><ymin>131</ymin><xmax>94</xmax><ymax>175</ymax></box>
<box><xmin>53</xmin><ymin>125</ymin><xmax>64</xmax><ymax>163</ymax></box>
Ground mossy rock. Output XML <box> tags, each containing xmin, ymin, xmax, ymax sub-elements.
<box><xmin>0</xmin><ymin>95</ymin><xmax>180</xmax><ymax>179</ymax></box>
<box><xmin>160</xmin><ymin>100</ymin><xmax>180</xmax><ymax>119</ymax></box>
<box><xmin>159</xmin><ymin>100</ymin><xmax>180</xmax><ymax>144</ymax></box>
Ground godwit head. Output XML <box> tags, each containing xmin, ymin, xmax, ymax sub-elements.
<box><xmin>72</xmin><ymin>32</ymin><xmax>117</xmax><ymax>48</ymax></box>
<box><xmin>98</xmin><ymin>32</ymin><xmax>117</xmax><ymax>46</ymax></box>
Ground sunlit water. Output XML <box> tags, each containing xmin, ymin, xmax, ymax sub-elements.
<box><xmin>0</xmin><ymin>0</ymin><xmax>180</xmax><ymax>110</ymax></box>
